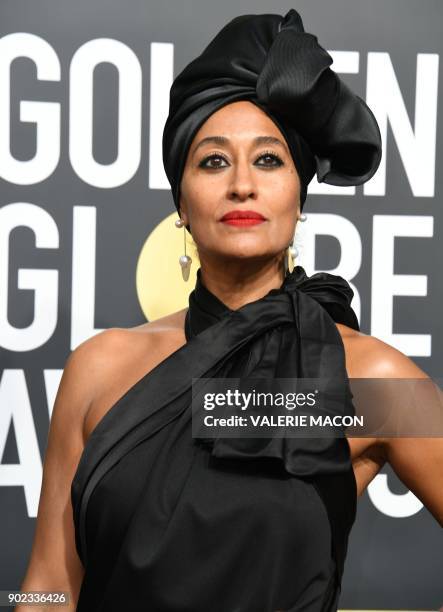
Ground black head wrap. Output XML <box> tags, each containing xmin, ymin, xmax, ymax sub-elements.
<box><xmin>162</xmin><ymin>8</ymin><xmax>382</xmax><ymax>222</ymax></box>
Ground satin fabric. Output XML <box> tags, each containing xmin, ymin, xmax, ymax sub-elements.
<box><xmin>162</xmin><ymin>7</ymin><xmax>382</xmax><ymax>216</ymax></box>
<box><xmin>71</xmin><ymin>265</ymin><xmax>359</xmax><ymax>611</ymax></box>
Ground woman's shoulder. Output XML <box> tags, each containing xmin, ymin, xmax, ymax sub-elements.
<box><xmin>335</xmin><ymin>323</ymin><xmax>428</xmax><ymax>379</ymax></box>
<box><xmin>77</xmin><ymin>307</ymin><xmax>189</xmax><ymax>358</ymax></box>
<box><xmin>75</xmin><ymin>308</ymin><xmax>189</xmax><ymax>442</ymax></box>
<box><xmin>128</xmin><ymin>307</ymin><xmax>189</xmax><ymax>336</ymax></box>
<box><xmin>71</xmin><ymin>307</ymin><xmax>188</xmax><ymax>374</ymax></box>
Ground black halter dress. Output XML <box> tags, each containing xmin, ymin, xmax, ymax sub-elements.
<box><xmin>71</xmin><ymin>265</ymin><xmax>359</xmax><ymax>612</ymax></box>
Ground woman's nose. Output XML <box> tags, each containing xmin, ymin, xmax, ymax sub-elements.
<box><xmin>227</xmin><ymin>158</ymin><xmax>258</xmax><ymax>202</ymax></box>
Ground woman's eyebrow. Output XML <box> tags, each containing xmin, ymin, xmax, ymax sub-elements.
<box><xmin>192</xmin><ymin>135</ymin><xmax>288</xmax><ymax>155</ymax></box>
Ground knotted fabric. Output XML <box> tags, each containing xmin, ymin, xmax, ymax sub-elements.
<box><xmin>185</xmin><ymin>265</ymin><xmax>359</xmax><ymax>480</ymax></box>
<box><xmin>162</xmin><ymin>8</ymin><xmax>382</xmax><ymax>217</ymax></box>
<box><xmin>71</xmin><ymin>265</ymin><xmax>359</xmax><ymax>611</ymax></box>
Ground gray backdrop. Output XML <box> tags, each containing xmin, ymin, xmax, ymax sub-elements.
<box><xmin>0</xmin><ymin>0</ymin><xmax>442</xmax><ymax>609</ymax></box>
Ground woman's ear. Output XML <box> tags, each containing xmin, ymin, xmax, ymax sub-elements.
<box><xmin>178</xmin><ymin>197</ymin><xmax>189</xmax><ymax>226</ymax></box>
<box><xmin>295</xmin><ymin>199</ymin><xmax>301</xmax><ymax>222</ymax></box>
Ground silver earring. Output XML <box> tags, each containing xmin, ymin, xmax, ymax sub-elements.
<box><xmin>175</xmin><ymin>218</ymin><xmax>192</xmax><ymax>281</ymax></box>
<box><xmin>299</xmin><ymin>213</ymin><xmax>307</xmax><ymax>222</ymax></box>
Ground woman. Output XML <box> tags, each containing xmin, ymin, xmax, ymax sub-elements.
<box><xmin>18</xmin><ymin>8</ymin><xmax>442</xmax><ymax>612</ymax></box>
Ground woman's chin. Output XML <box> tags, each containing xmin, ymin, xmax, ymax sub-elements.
<box><xmin>207</xmin><ymin>249</ymin><xmax>277</xmax><ymax>264</ymax></box>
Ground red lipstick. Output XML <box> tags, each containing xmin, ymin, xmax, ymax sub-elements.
<box><xmin>220</xmin><ymin>210</ymin><xmax>267</xmax><ymax>226</ymax></box>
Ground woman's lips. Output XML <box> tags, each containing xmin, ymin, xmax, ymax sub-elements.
<box><xmin>221</xmin><ymin>218</ymin><xmax>266</xmax><ymax>226</ymax></box>
<box><xmin>220</xmin><ymin>211</ymin><xmax>267</xmax><ymax>226</ymax></box>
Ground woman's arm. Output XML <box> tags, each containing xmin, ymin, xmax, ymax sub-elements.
<box><xmin>14</xmin><ymin>333</ymin><xmax>110</xmax><ymax>611</ymax></box>
<box><xmin>362</xmin><ymin>336</ymin><xmax>443</xmax><ymax>527</ymax></box>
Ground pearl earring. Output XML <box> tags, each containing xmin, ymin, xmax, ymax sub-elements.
<box><xmin>286</xmin><ymin>213</ymin><xmax>305</xmax><ymax>270</ymax></box>
<box><xmin>285</xmin><ymin>238</ymin><xmax>298</xmax><ymax>273</ymax></box>
<box><xmin>175</xmin><ymin>217</ymin><xmax>192</xmax><ymax>281</ymax></box>
<box><xmin>289</xmin><ymin>242</ymin><xmax>299</xmax><ymax>262</ymax></box>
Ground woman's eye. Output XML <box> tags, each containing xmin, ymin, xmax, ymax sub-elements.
<box><xmin>199</xmin><ymin>155</ymin><xmax>228</xmax><ymax>169</ymax></box>
<box><xmin>256</xmin><ymin>153</ymin><xmax>283</xmax><ymax>167</ymax></box>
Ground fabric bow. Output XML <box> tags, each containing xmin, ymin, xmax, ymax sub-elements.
<box><xmin>187</xmin><ymin>265</ymin><xmax>359</xmax><ymax>478</ymax></box>
<box><xmin>256</xmin><ymin>8</ymin><xmax>382</xmax><ymax>185</ymax></box>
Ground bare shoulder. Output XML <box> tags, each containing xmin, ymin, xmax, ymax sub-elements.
<box><xmin>79</xmin><ymin>308</ymin><xmax>189</xmax><ymax>442</ymax></box>
<box><xmin>334</xmin><ymin>323</ymin><xmax>430</xmax><ymax>496</ymax></box>
<box><xmin>335</xmin><ymin>323</ymin><xmax>429</xmax><ymax>379</ymax></box>
<box><xmin>107</xmin><ymin>307</ymin><xmax>189</xmax><ymax>367</ymax></box>
<box><xmin>72</xmin><ymin>307</ymin><xmax>188</xmax><ymax>384</ymax></box>
<box><xmin>128</xmin><ymin>307</ymin><xmax>189</xmax><ymax>335</ymax></box>
<box><xmin>339</xmin><ymin>330</ymin><xmax>443</xmax><ymax>522</ymax></box>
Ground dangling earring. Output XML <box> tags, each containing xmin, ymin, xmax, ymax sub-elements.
<box><xmin>175</xmin><ymin>217</ymin><xmax>192</xmax><ymax>281</ymax></box>
<box><xmin>287</xmin><ymin>239</ymin><xmax>298</xmax><ymax>273</ymax></box>
<box><xmin>285</xmin><ymin>213</ymin><xmax>305</xmax><ymax>272</ymax></box>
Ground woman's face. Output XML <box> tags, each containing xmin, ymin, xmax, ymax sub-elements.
<box><xmin>179</xmin><ymin>100</ymin><xmax>301</xmax><ymax>264</ymax></box>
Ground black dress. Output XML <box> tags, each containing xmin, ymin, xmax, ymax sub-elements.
<box><xmin>71</xmin><ymin>265</ymin><xmax>359</xmax><ymax>612</ymax></box>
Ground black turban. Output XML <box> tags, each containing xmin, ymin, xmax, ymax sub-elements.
<box><xmin>162</xmin><ymin>8</ymin><xmax>382</xmax><ymax>222</ymax></box>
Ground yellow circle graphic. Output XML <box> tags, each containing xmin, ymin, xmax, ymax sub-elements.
<box><xmin>136</xmin><ymin>212</ymin><xmax>199</xmax><ymax>321</ymax></box>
